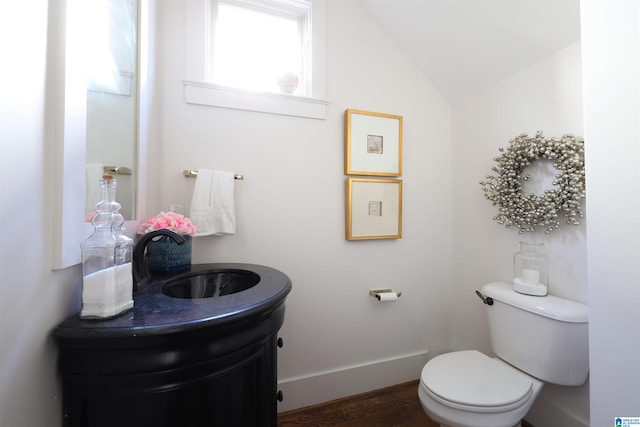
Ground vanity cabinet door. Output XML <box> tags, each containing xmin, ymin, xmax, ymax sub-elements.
<box><xmin>60</xmin><ymin>334</ymin><xmax>279</xmax><ymax>427</ymax></box>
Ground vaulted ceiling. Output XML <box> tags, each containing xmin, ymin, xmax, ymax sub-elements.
<box><xmin>359</xmin><ymin>0</ymin><xmax>581</xmax><ymax>103</ymax></box>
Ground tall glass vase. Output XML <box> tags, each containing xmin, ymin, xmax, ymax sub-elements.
<box><xmin>513</xmin><ymin>241</ymin><xmax>548</xmax><ymax>296</ymax></box>
<box><xmin>80</xmin><ymin>176</ymin><xmax>134</xmax><ymax>319</ymax></box>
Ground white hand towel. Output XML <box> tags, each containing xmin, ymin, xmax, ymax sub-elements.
<box><xmin>190</xmin><ymin>169</ymin><xmax>236</xmax><ymax>236</ymax></box>
<box><xmin>85</xmin><ymin>163</ymin><xmax>104</xmax><ymax>215</ymax></box>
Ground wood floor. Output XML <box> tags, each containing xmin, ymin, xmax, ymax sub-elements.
<box><xmin>277</xmin><ymin>380</ymin><xmax>440</xmax><ymax>427</ymax></box>
<box><xmin>278</xmin><ymin>380</ymin><xmax>536</xmax><ymax>427</ymax></box>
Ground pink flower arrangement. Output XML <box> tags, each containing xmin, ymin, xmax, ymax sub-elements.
<box><xmin>85</xmin><ymin>212</ymin><xmax>96</xmax><ymax>223</ymax></box>
<box><xmin>137</xmin><ymin>211</ymin><xmax>197</xmax><ymax>236</ymax></box>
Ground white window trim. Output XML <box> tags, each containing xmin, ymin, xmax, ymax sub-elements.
<box><xmin>184</xmin><ymin>0</ymin><xmax>327</xmax><ymax>119</ymax></box>
<box><xmin>184</xmin><ymin>80</ymin><xmax>327</xmax><ymax>119</ymax></box>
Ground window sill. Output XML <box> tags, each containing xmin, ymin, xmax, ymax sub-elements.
<box><xmin>183</xmin><ymin>80</ymin><xmax>328</xmax><ymax>119</ymax></box>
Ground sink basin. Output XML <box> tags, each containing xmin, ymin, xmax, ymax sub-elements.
<box><xmin>161</xmin><ymin>269</ymin><xmax>260</xmax><ymax>299</ymax></box>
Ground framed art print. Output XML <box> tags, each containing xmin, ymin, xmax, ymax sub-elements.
<box><xmin>345</xmin><ymin>109</ymin><xmax>403</xmax><ymax>176</ymax></box>
<box><xmin>346</xmin><ymin>177</ymin><xmax>402</xmax><ymax>240</ymax></box>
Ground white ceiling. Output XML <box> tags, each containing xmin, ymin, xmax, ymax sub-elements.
<box><xmin>358</xmin><ymin>0</ymin><xmax>581</xmax><ymax>103</ymax></box>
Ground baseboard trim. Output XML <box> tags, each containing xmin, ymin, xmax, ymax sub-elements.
<box><xmin>277</xmin><ymin>350</ymin><xmax>429</xmax><ymax>412</ymax></box>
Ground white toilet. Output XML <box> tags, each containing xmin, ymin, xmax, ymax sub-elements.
<box><xmin>418</xmin><ymin>282</ymin><xmax>589</xmax><ymax>427</ymax></box>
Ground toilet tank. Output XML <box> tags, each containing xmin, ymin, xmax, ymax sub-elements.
<box><xmin>481</xmin><ymin>282</ymin><xmax>589</xmax><ymax>386</ymax></box>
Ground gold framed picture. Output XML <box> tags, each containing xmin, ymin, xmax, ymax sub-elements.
<box><xmin>346</xmin><ymin>177</ymin><xmax>402</xmax><ymax>240</ymax></box>
<box><xmin>344</xmin><ymin>109</ymin><xmax>403</xmax><ymax>176</ymax></box>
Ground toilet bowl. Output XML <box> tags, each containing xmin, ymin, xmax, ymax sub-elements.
<box><xmin>418</xmin><ymin>350</ymin><xmax>543</xmax><ymax>427</ymax></box>
<box><xmin>417</xmin><ymin>282</ymin><xmax>589</xmax><ymax>427</ymax></box>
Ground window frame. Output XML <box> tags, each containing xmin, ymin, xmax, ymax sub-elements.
<box><xmin>210</xmin><ymin>0</ymin><xmax>310</xmax><ymax>96</ymax></box>
<box><xmin>185</xmin><ymin>0</ymin><xmax>327</xmax><ymax>119</ymax></box>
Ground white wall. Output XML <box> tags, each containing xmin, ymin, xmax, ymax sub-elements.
<box><xmin>581</xmin><ymin>1</ymin><xmax>640</xmax><ymax>425</ymax></box>
<box><xmin>152</xmin><ymin>0</ymin><xmax>453</xmax><ymax>411</ymax></box>
<box><xmin>0</xmin><ymin>2</ymin><xmax>81</xmax><ymax>426</ymax></box>
<box><xmin>451</xmin><ymin>43</ymin><xmax>589</xmax><ymax>426</ymax></box>
<box><xmin>4</xmin><ymin>1</ymin><xmax>639</xmax><ymax>426</ymax></box>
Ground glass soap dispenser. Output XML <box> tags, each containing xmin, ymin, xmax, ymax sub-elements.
<box><xmin>513</xmin><ymin>241</ymin><xmax>548</xmax><ymax>296</ymax></box>
<box><xmin>80</xmin><ymin>175</ymin><xmax>134</xmax><ymax>319</ymax></box>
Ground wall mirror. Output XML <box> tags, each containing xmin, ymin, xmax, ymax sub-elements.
<box><xmin>85</xmin><ymin>0</ymin><xmax>138</xmax><ymax>221</ymax></box>
<box><xmin>52</xmin><ymin>0</ymin><xmax>148</xmax><ymax>269</ymax></box>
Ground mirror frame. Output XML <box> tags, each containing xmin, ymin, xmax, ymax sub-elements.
<box><xmin>52</xmin><ymin>0</ymin><xmax>150</xmax><ymax>269</ymax></box>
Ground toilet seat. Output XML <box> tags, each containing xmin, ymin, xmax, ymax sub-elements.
<box><xmin>420</xmin><ymin>350</ymin><xmax>534</xmax><ymax>413</ymax></box>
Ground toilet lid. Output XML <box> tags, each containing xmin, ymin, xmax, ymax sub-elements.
<box><xmin>421</xmin><ymin>350</ymin><xmax>533</xmax><ymax>408</ymax></box>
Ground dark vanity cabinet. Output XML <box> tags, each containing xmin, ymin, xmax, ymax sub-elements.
<box><xmin>53</xmin><ymin>263</ymin><xmax>291</xmax><ymax>427</ymax></box>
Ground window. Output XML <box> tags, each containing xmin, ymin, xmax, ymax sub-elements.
<box><xmin>185</xmin><ymin>0</ymin><xmax>327</xmax><ymax>119</ymax></box>
<box><xmin>211</xmin><ymin>0</ymin><xmax>309</xmax><ymax>96</ymax></box>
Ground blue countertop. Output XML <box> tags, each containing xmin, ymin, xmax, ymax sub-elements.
<box><xmin>53</xmin><ymin>263</ymin><xmax>292</xmax><ymax>344</ymax></box>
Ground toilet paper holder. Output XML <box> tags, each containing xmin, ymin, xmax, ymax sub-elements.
<box><xmin>369</xmin><ymin>289</ymin><xmax>402</xmax><ymax>300</ymax></box>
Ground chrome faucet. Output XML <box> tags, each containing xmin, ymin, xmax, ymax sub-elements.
<box><xmin>132</xmin><ymin>229</ymin><xmax>187</xmax><ymax>295</ymax></box>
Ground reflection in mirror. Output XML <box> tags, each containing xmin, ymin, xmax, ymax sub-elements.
<box><xmin>85</xmin><ymin>0</ymin><xmax>138</xmax><ymax>220</ymax></box>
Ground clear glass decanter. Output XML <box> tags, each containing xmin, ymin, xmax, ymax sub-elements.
<box><xmin>513</xmin><ymin>241</ymin><xmax>548</xmax><ymax>296</ymax></box>
<box><xmin>80</xmin><ymin>176</ymin><xmax>134</xmax><ymax>319</ymax></box>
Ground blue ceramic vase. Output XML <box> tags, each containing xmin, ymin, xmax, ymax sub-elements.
<box><xmin>145</xmin><ymin>235</ymin><xmax>192</xmax><ymax>275</ymax></box>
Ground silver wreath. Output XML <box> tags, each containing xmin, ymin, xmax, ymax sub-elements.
<box><xmin>479</xmin><ymin>131</ymin><xmax>586</xmax><ymax>234</ymax></box>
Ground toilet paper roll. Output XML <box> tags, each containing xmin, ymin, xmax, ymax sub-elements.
<box><xmin>376</xmin><ymin>292</ymin><xmax>398</xmax><ymax>302</ymax></box>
